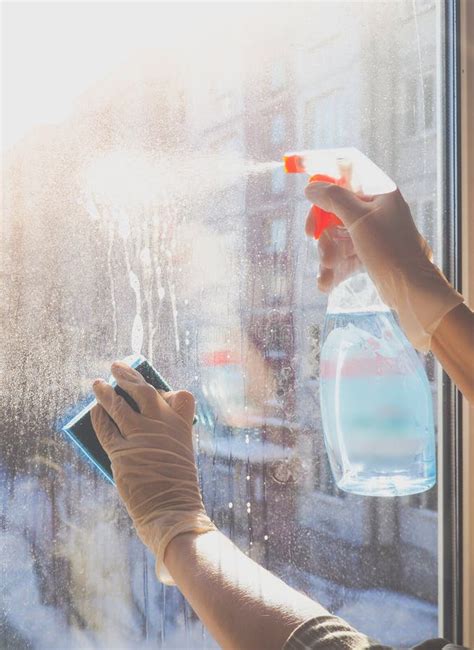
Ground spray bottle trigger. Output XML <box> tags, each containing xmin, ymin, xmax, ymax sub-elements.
<box><xmin>308</xmin><ymin>174</ymin><xmax>344</xmax><ymax>239</ymax></box>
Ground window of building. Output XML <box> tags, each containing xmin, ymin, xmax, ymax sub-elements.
<box><xmin>270</xmin><ymin>113</ymin><xmax>286</xmax><ymax>146</ymax></box>
<box><xmin>305</xmin><ymin>91</ymin><xmax>342</xmax><ymax>148</ymax></box>
<box><xmin>271</xmin><ymin>60</ymin><xmax>286</xmax><ymax>91</ymax></box>
<box><xmin>269</xmin><ymin>218</ymin><xmax>287</xmax><ymax>253</ymax></box>
<box><xmin>270</xmin><ymin>166</ymin><xmax>286</xmax><ymax>195</ymax></box>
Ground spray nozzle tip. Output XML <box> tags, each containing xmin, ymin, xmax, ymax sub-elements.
<box><xmin>283</xmin><ymin>154</ymin><xmax>305</xmax><ymax>174</ymax></box>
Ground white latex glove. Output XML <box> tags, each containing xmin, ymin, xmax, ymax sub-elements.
<box><xmin>91</xmin><ymin>361</ymin><xmax>216</xmax><ymax>585</ymax></box>
<box><xmin>305</xmin><ymin>182</ymin><xmax>464</xmax><ymax>352</ymax></box>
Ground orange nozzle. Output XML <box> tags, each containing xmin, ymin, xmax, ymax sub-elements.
<box><xmin>283</xmin><ymin>155</ymin><xmax>345</xmax><ymax>238</ymax></box>
<box><xmin>308</xmin><ymin>174</ymin><xmax>343</xmax><ymax>239</ymax></box>
<box><xmin>283</xmin><ymin>154</ymin><xmax>305</xmax><ymax>174</ymax></box>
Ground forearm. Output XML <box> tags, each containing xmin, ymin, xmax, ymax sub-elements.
<box><xmin>164</xmin><ymin>530</ymin><xmax>327</xmax><ymax>650</ymax></box>
<box><xmin>431</xmin><ymin>302</ymin><xmax>474</xmax><ymax>403</ymax></box>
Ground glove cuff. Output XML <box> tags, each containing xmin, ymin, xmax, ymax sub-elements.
<box><xmin>381</xmin><ymin>259</ymin><xmax>464</xmax><ymax>352</ymax></box>
<box><xmin>138</xmin><ymin>512</ymin><xmax>217</xmax><ymax>585</ymax></box>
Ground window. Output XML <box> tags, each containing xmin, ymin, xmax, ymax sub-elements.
<box><xmin>305</xmin><ymin>91</ymin><xmax>343</xmax><ymax>148</ymax></box>
<box><xmin>269</xmin><ymin>271</ymin><xmax>289</xmax><ymax>303</ymax></box>
<box><xmin>271</xmin><ymin>60</ymin><xmax>286</xmax><ymax>92</ymax></box>
<box><xmin>269</xmin><ymin>218</ymin><xmax>287</xmax><ymax>253</ymax></box>
<box><xmin>424</xmin><ymin>73</ymin><xmax>435</xmax><ymax>131</ymax></box>
<box><xmin>403</xmin><ymin>77</ymin><xmax>418</xmax><ymax>137</ymax></box>
<box><xmin>401</xmin><ymin>73</ymin><xmax>435</xmax><ymax>137</ymax></box>
<box><xmin>2</xmin><ymin>2</ymin><xmax>455</xmax><ymax>648</ymax></box>
<box><xmin>270</xmin><ymin>114</ymin><xmax>286</xmax><ymax>146</ymax></box>
<box><xmin>270</xmin><ymin>166</ymin><xmax>286</xmax><ymax>195</ymax></box>
<box><xmin>422</xmin><ymin>199</ymin><xmax>435</xmax><ymax>248</ymax></box>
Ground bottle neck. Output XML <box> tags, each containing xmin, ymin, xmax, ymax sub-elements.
<box><xmin>327</xmin><ymin>271</ymin><xmax>390</xmax><ymax>315</ymax></box>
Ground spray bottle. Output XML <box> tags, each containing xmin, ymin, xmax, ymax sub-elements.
<box><xmin>284</xmin><ymin>148</ymin><xmax>436</xmax><ymax>496</ymax></box>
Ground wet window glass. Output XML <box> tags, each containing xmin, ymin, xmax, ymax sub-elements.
<box><xmin>2</xmin><ymin>2</ymin><xmax>443</xmax><ymax>648</ymax></box>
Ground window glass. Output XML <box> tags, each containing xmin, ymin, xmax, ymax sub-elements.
<box><xmin>271</xmin><ymin>165</ymin><xmax>286</xmax><ymax>194</ymax></box>
<box><xmin>403</xmin><ymin>77</ymin><xmax>418</xmax><ymax>136</ymax></box>
<box><xmin>271</xmin><ymin>114</ymin><xmax>286</xmax><ymax>145</ymax></box>
<box><xmin>305</xmin><ymin>91</ymin><xmax>343</xmax><ymax>148</ymax></box>
<box><xmin>424</xmin><ymin>73</ymin><xmax>435</xmax><ymax>131</ymax></box>
<box><xmin>271</xmin><ymin>60</ymin><xmax>287</xmax><ymax>91</ymax></box>
<box><xmin>2</xmin><ymin>2</ymin><xmax>443</xmax><ymax>648</ymax></box>
<box><xmin>269</xmin><ymin>218</ymin><xmax>287</xmax><ymax>253</ymax></box>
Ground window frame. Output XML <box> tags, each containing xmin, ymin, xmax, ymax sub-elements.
<box><xmin>438</xmin><ymin>0</ymin><xmax>470</xmax><ymax>643</ymax></box>
<box><xmin>459</xmin><ymin>0</ymin><xmax>474</xmax><ymax>645</ymax></box>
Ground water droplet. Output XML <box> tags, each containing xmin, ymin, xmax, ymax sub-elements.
<box><xmin>264</xmin><ymin>535</ymin><xmax>269</xmax><ymax>541</ymax></box>
<box><xmin>246</xmin><ymin>475</ymin><xmax>250</xmax><ymax>481</ymax></box>
<box><xmin>228</xmin><ymin>502</ymin><xmax>233</xmax><ymax>509</ymax></box>
<box><xmin>246</xmin><ymin>502</ymin><xmax>251</xmax><ymax>508</ymax></box>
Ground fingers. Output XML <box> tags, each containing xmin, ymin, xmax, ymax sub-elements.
<box><xmin>305</xmin><ymin>207</ymin><xmax>316</xmax><ymax>237</ymax></box>
<box><xmin>92</xmin><ymin>378</ymin><xmax>137</xmax><ymax>434</ymax></box>
<box><xmin>161</xmin><ymin>390</ymin><xmax>196</xmax><ymax>426</ymax></box>
<box><xmin>318</xmin><ymin>254</ymin><xmax>363</xmax><ymax>293</ymax></box>
<box><xmin>317</xmin><ymin>227</ymin><xmax>355</xmax><ymax>269</ymax></box>
<box><xmin>90</xmin><ymin>403</ymin><xmax>124</xmax><ymax>454</ymax></box>
<box><xmin>317</xmin><ymin>266</ymin><xmax>334</xmax><ymax>293</ymax></box>
<box><xmin>95</xmin><ymin>362</ymin><xmax>196</xmax><ymax>430</ymax></box>
<box><xmin>110</xmin><ymin>361</ymin><xmax>163</xmax><ymax>418</ymax></box>
<box><xmin>305</xmin><ymin>182</ymin><xmax>375</xmax><ymax>228</ymax></box>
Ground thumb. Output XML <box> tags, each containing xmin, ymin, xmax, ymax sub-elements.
<box><xmin>163</xmin><ymin>390</ymin><xmax>195</xmax><ymax>425</ymax></box>
<box><xmin>304</xmin><ymin>181</ymin><xmax>375</xmax><ymax>228</ymax></box>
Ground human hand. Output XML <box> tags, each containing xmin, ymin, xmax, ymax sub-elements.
<box><xmin>91</xmin><ymin>361</ymin><xmax>216</xmax><ymax>584</ymax></box>
<box><xmin>305</xmin><ymin>182</ymin><xmax>463</xmax><ymax>351</ymax></box>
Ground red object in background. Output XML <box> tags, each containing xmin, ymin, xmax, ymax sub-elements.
<box><xmin>201</xmin><ymin>350</ymin><xmax>241</xmax><ymax>366</ymax></box>
<box><xmin>307</xmin><ymin>173</ymin><xmax>344</xmax><ymax>240</ymax></box>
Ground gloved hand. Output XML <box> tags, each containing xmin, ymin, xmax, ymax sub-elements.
<box><xmin>305</xmin><ymin>182</ymin><xmax>464</xmax><ymax>352</ymax></box>
<box><xmin>91</xmin><ymin>361</ymin><xmax>216</xmax><ymax>585</ymax></box>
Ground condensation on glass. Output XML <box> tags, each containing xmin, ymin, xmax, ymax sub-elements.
<box><xmin>1</xmin><ymin>2</ymin><xmax>440</xmax><ymax>647</ymax></box>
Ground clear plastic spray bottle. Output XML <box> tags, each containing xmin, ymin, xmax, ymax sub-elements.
<box><xmin>284</xmin><ymin>148</ymin><xmax>436</xmax><ymax>496</ymax></box>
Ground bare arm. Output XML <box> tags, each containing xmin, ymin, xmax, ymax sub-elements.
<box><xmin>165</xmin><ymin>530</ymin><xmax>327</xmax><ymax>650</ymax></box>
<box><xmin>431</xmin><ymin>302</ymin><xmax>474</xmax><ymax>402</ymax></box>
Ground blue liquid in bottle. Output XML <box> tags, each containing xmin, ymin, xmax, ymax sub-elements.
<box><xmin>320</xmin><ymin>273</ymin><xmax>436</xmax><ymax>497</ymax></box>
